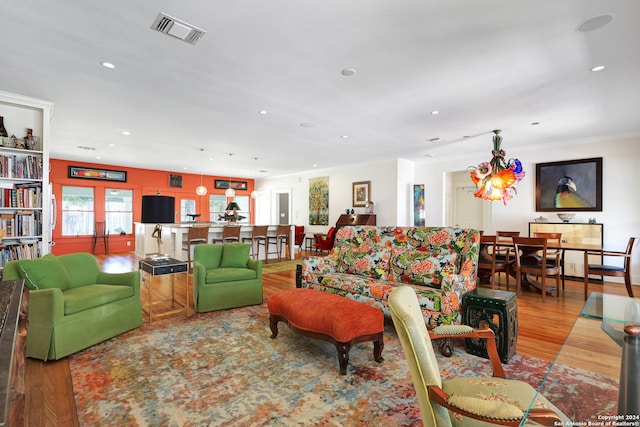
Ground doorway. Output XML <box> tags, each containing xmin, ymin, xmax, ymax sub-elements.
<box><xmin>276</xmin><ymin>191</ymin><xmax>290</xmax><ymax>225</ymax></box>
<box><xmin>446</xmin><ymin>171</ymin><xmax>486</xmax><ymax>231</ymax></box>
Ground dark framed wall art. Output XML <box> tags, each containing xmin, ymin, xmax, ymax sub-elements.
<box><xmin>535</xmin><ymin>157</ymin><xmax>602</xmax><ymax>212</ymax></box>
<box><xmin>214</xmin><ymin>180</ymin><xmax>248</xmax><ymax>190</ymax></box>
<box><xmin>68</xmin><ymin>166</ymin><xmax>127</xmax><ymax>182</ymax></box>
<box><xmin>169</xmin><ymin>174</ymin><xmax>182</xmax><ymax>188</ymax></box>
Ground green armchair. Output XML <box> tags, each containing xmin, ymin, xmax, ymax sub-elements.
<box><xmin>193</xmin><ymin>243</ymin><xmax>263</xmax><ymax>312</ymax></box>
<box><xmin>3</xmin><ymin>252</ymin><xmax>142</xmax><ymax>361</ymax></box>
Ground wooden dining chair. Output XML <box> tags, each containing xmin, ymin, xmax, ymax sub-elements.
<box><xmin>533</xmin><ymin>232</ymin><xmax>565</xmax><ymax>291</ymax></box>
<box><xmin>512</xmin><ymin>237</ymin><xmax>561</xmax><ymax>301</ymax></box>
<box><xmin>212</xmin><ymin>225</ymin><xmax>241</xmax><ymax>244</ymax></box>
<box><xmin>495</xmin><ymin>231</ymin><xmax>520</xmax><ymax>285</ymax></box>
<box><xmin>92</xmin><ymin>221</ymin><xmax>109</xmax><ymax>254</ymax></box>
<box><xmin>182</xmin><ymin>225</ymin><xmax>210</xmax><ymax>270</ymax></box>
<box><xmin>583</xmin><ymin>236</ymin><xmax>638</xmax><ymax>299</ymax></box>
<box><xmin>477</xmin><ymin>235</ymin><xmax>510</xmax><ymax>290</ymax></box>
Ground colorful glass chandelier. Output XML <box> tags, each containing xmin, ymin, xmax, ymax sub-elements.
<box><xmin>469</xmin><ymin>130</ymin><xmax>525</xmax><ymax>205</ymax></box>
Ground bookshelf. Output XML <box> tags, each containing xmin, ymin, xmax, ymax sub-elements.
<box><xmin>0</xmin><ymin>91</ymin><xmax>52</xmax><ymax>269</ymax></box>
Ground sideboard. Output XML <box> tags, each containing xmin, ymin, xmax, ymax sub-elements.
<box><xmin>529</xmin><ymin>222</ymin><xmax>603</xmax><ymax>278</ymax></box>
<box><xmin>335</xmin><ymin>214</ymin><xmax>376</xmax><ymax>230</ymax></box>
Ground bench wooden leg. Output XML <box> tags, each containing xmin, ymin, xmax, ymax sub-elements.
<box><xmin>336</xmin><ymin>342</ymin><xmax>351</xmax><ymax>375</ymax></box>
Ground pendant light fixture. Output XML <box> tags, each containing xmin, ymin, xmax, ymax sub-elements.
<box><xmin>195</xmin><ymin>148</ymin><xmax>208</xmax><ymax>196</ymax></box>
<box><xmin>225</xmin><ymin>153</ymin><xmax>235</xmax><ymax>198</ymax></box>
<box><xmin>469</xmin><ymin>130</ymin><xmax>525</xmax><ymax>205</ymax></box>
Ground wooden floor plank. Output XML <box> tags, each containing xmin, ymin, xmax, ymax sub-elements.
<box><xmin>23</xmin><ymin>250</ymin><xmax>630</xmax><ymax>426</ymax></box>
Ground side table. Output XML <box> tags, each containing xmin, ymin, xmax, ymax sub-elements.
<box><xmin>139</xmin><ymin>257</ymin><xmax>189</xmax><ymax>323</ymax></box>
<box><xmin>462</xmin><ymin>288</ymin><xmax>518</xmax><ymax>363</ymax></box>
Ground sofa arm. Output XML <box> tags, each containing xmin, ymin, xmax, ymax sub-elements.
<box><xmin>97</xmin><ymin>271</ymin><xmax>141</xmax><ymax>296</ymax></box>
<box><xmin>248</xmin><ymin>258</ymin><xmax>262</xmax><ymax>277</ymax></box>
<box><xmin>301</xmin><ymin>255</ymin><xmax>339</xmax><ymax>287</ymax></box>
<box><xmin>28</xmin><ymin>288</ymin><xmax>65</xmax><ymax>323</ymax></box>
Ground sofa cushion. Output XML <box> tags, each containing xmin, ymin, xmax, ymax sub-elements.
<box><xmin>62</xmin><ymin>284</ymin><xmax>134</xmax><ymax>315</ymax></box>
<box><xmin>337</xmin><ymin>245</ymin><xmax>390</xmax><ymax>280</ymax></box>
<box><xmin>220</xmin><ymin>243</ymin><xmax>250</xmax><ymax>268</ymax></box>
<box><xmin>389</xmin><ymin>248</ymin><xmax>459</xmax><ymax>288</ymax></box>
<box><xmin>206</xmin><ymin>268</ymin><xmax>257</xmax><ymax>284</ymax></box>
<box><xmin>18</xmin><ymin>254</ymin><xmax>72</xmax><ymax>291</ymax></box>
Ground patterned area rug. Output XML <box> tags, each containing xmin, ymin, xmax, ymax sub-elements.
<box><xmin>261</xmin><ymin>259</ymin><xmax>300</xmax><ymax>274</ymax></box>
<box><xmin>69</xmin><ymin>304</ymin><xmax>618</xmax><ymax>426</ymax></box>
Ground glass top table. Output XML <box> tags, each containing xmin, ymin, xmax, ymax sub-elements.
<box><xmin>522</xmin><ymin>291</ymin><xmax>640</xmax><ymax>425</ymax></box>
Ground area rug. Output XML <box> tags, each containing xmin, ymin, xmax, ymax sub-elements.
<box><xmin>261</xmin><ymin>259</ymin><xmax>300</xmax><ymax>274</ymax></box>
<box><xmin>69</xmin><ymin>304</ymin><xmax>618</xmax><ymax>426</ymax></box>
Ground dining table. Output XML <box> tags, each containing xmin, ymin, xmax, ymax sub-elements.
<box><xmin>489</xmin><ymin>238</ymin><xmax>603</xmax><ymax>295</ymax></box>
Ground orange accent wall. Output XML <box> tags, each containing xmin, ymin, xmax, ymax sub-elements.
<box><xmin>50</xmin><ymin>159</ymin><xmax>254</xmax><ymax>255</ymax></box>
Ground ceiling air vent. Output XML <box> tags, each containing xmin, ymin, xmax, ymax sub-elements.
<box><xmin>151</xmin><ymin>12</ymin><xmax>206</xmax><ymax>45</ymax></box>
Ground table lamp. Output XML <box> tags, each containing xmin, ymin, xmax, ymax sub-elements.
<box><xmin>141</xmin><ymin>195</ymin><xmax>175</xmax><ymax>259</ymax></box>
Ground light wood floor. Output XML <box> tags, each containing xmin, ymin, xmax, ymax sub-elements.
<box><xmin>24</xmin><ymin>252</ymin><xmax>630</xmax><ymax>427</ymax></box>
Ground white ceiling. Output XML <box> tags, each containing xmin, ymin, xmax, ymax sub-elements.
<box><xmin>1</xmin><ymin>0</ymin><xmax>639</xmax><ymax>179</ymax></box>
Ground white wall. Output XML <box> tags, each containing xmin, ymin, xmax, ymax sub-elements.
<box><xmin>256</xmin><ymin>159</ymin><xmax>400</xmax><ymax>234</ymax></box>
<box><xmin>415</xmin><ymin>135</ymin><xmax>640</xmax><ymax>283</ymax></box>
<box><xmin>257</xmin><ymin>135</ymin><xmax>640</xmax><ymax>282</ymax></box>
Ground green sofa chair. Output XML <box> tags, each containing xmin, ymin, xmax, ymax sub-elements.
<box><xmin>193</xmin><ymin>243</ymin><xmax>263</xmax><ymax>312</ymax></box>
<box><xmin>3</xmin><ymin>252</ymin><xmax>143</xmax><ymax>361</ymax></box>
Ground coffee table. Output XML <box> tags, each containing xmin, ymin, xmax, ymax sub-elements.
<box><xmin>522</xmin><ymin>290</ymin><xmax>640</xmax><ymax>423</ymax></box>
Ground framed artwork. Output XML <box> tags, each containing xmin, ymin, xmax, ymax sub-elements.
<box><xmin>352</xmin><ymin>181</ymin><xmax>371</xmax><ymax>207</ymax></box>
<box><xmin>535</xmin><ymin>157</ymin><xmax>602</xmax><ymax>212</ymax></box>
<box><xmin>68</xmin><ymin>166</ymin><xmax>127</xmax><ymax>182</ymax></box>
<box><xmin>169</xmin><ymin>174</ymin><xmax>182</xmax><ymax>188</ymax></box>
<box><xmin>309</xmin><ymin>176</ymin><xmax>329</xmax><ymax>225</ymax></box>
<box><xmin>214</xmin><ymin>180</ymin><xmax>248</xmax><ymax>190</ymax></box>
<box><xmin>413</xmin><ymin>184</ymin><xmax>425</xmax><ymax>226</ymax></box>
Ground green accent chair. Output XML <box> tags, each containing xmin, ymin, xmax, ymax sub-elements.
<box><xmin>388</xmin><ymin>285</ymin><xmax>569</xmax><ymax>426</ymax></box>
<box><xmin>193</xmin><ymin>243</ymin><xmax>263</xmax><ymax>312</ymax></box>
<box><xmin>3</xmin><ymin>252</ymin><xmax>142</xmax><ymax>361</ymax></box>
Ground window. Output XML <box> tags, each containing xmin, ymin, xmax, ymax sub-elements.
<box><xmin>234</xmin><ymin>196</ymin><xmax>250</xmax><ymax>224</ymax></box>
<box><xmin>209</xmin><ymin>195</ymin><xmax>227</xmax><ymax>222</ymax></box>
<box><xmin>62</xmin><ymin>186</ymin><xmax>94</xmax><ymax>236</ymax></box>
<box><xmin>105</xmin><ymin>189</ymin><xmax>133</xmax><ymax>234</ymax></box>
<box><xmin>181</xmin><ymin>199</ymin><xmax>197</xmax><ymax>222</ymax></box>
<box><xmin>209</xmin><ymin>195</ymin><xmax>251</xmax><ymax>223</ymax></box>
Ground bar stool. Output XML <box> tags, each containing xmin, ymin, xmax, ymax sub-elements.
<box><xmin>212</xmin><ymin>225</ymin><xmax>241</xmax><ymax>244</ymax></box>
<box><xmin>267</xmin><ymin>225</ymin><xmax>290</xmax><ymax>261</ymax></box>
<box><xmin>182</xmin><ymin>225</ymin><xmax>210</xmax><ymax>270</ymax></box>
<box><xmin>242</xmin><ymin>225</ymin><xmax>269</xmax><ymax>260</ymax></box>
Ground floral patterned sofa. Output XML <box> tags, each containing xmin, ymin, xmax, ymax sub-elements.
<box><xmin>301</xmin><ymin>226</ymin><xmax>480</xmax><ymax>327</ymax></box>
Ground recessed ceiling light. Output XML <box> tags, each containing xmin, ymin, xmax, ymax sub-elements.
<box><xmin>341</xmin><ymin>135</ymin><xmax>349</xmax><ymax>139</ymax></box>
<box><xmin>531</xmin><ymin>122</ymin><xmax>541</xmax><ymax>126</ymax></box>
<box><xmin>96</xmin><ymin>156</ymin><xmax>101</xmax><ymax>159</ymax></box>
<box><xmin>312</xmin><ymin>163</ymin><xmax>318</xmax><ymax>167</ymax></box>
<box><xmin>429</xmin><ymin>137</ymin><xmax>441</xmax><ymax>143</ymax></box>
<box><xmin>591</xmin><ymin>65</ymin><xmax>606</xmax><ymax>72</ymax></box>
<box><xmin>258</xmin><ymin>110</ymin><xmax>268</xmax><ymax>115</ymax></box>
<box><xmin>100</xmin><ymin>62</ymin><xmax>116</xmax><ymax>69</ymax></box>
<box><xmin>299</xmin><ymin>122</ymin><xmax>314</xmax><ymax>128</ymax></box>
<box><xmin>577</xmin><ymin>15</ymin><xmax>614</xmax><ymax>33</ymax></box>
<box><xmin>183</xmin><ymin>166</ymin><xmax>188</xmax><ymax>170</ymax></box>
<box><xmin>341</xmin><ymin>68</ymin><xmax>356</xmax><ymax>76</ymax></box>
<box><xmin>424</xmin><ymin>154</ymin><xmax>434</xmax><ymax>158</ymax></box>
<box><xmin>430</xmin><ymin>110</ymin><xmax>440</xmax><ymax>115</ymax></box>
<box><xmin>108</xmin><ymin>143</ymin><xmax>115</xmax><ymax>147</ymax></box>
<box><xmin>122</xmin><ymin>130</ymin><xmax>130</xmax><ymax>136</ymax></box>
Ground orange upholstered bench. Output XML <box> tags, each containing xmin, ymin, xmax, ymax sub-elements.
<box><xmin>268</xmin><ymin>288</ymin><xmax>384</xmax><ymax>375</ymax></box>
